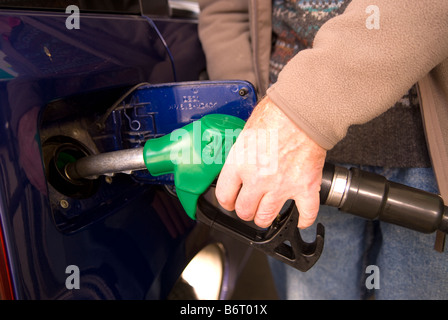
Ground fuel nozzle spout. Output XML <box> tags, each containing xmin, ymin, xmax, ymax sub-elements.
<box><xmin>65</xmin><ymin>147</ymin><xmax>146</xmax><ymax>181</ymax></box>
<box><xmin>65</xmin><ymin>114</ymin><xmax>246</xmax><ymax>219</ymax></box>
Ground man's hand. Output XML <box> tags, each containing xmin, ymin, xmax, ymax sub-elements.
<box><xmin>216</xmin><ymin>96</ymin><xmax>327</xmax><ymax>229</ymax></box>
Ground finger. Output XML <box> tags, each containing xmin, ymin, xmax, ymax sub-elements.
<box><xmin>234</xmin><ymin>184</ymin><xmax>264</xmax><ymax>222</ymax></box>
<box><xmin>253</xmin><ymin>193</ymin><xmax>285</xmax><ymax>229</ymax></box>
<box><xmin>215</xmin><ymin>161</ymin><xmax>242</xmax><ymax>212</ymax></box>
<box><xmin>294</xmin><ymin>194</ymin><xmax>320</xmax><ymax>229</ymax></box>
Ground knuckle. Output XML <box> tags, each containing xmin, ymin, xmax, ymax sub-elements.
<box><xmin>215</xmin><ymin>189</ymin><xmax>235</xmax><ymax>211</ymax></box>
<box><xmin>235</xmin><ymin>202</ymin><xmax>254</xmax><ymax>221</ymax></box>
<box><xmin>254</xmin><ymin>211</ymin><xmax>276</xmax><ymax>228</ymax></box>
<box><xmin>258</xmin><ymin>202</ymin><xmax>279</xmax><ymax>215</ymax></box>
<box><xmin>216</xmin><ymin>195</ymin><xmax>234</xmax><ymax>211</ymax></box>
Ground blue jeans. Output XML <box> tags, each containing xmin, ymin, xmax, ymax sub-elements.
<box><xmin>269</xmin><ymin>166</ymin><xmax>448</xmax><ymax>299</ymax></box>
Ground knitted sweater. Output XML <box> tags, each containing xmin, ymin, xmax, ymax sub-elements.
<box><xmin>270</xmin><ymin>0</ymin><xmax>430</xmax><ymax>167</ymax></box>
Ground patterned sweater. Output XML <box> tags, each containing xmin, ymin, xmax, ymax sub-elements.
<box><xmin>270</xmin><ymin>0</ymin><xmax>430</xmax><ymax>167</ymax></box>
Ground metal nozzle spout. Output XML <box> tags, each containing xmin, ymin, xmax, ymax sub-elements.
<box><xmin>64</xmin><ymin>147</ymin><xmax>147</xmax><ymax>181</ymax></box>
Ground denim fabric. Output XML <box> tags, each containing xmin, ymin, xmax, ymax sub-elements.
<box><xmin>269</xmin><ymin>166</ymin><xmax>448</xmax><ymax>299</ymax></box>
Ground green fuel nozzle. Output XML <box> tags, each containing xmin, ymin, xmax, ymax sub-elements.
<box><xmin>65</xmin><ymin>114</ymin><xmax>245</xmax><ymax>219</ymax></box>
<box><xmin>143</xmin><ymin>114</ymin><xmax>246</xmax><ymax>219</ymax></box>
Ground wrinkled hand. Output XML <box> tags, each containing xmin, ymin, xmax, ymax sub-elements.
<box><xmin>216</xmin><ymin>96</ymin><xmax>327</xmax><ymax>229</ymax></box>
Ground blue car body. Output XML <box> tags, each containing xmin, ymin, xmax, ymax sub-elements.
<box><xmin>0</xmin><ymin>4</ymin><xmax>254</xmax><ymax>300</ymax></box>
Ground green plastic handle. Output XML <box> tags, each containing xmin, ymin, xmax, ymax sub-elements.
<box><xmin>143</xmin><ymin>114</ymin><xmax>246</xmax><ymax>219</ymax></box>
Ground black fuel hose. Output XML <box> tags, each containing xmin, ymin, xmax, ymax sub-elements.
<box><xmin>319</xmin><ymin>163</ymin><xmax>448</xmax><ymax>234</ymax></box>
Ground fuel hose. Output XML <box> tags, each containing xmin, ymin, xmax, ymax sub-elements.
<box><xmin>320</xmin><ymin>163</ymin><xmax>448</xmax><ymax>234</ymax></box>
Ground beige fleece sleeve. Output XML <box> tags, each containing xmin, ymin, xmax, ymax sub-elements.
<box><xmin>267</xmin><ymin>0</ymin><xmax>448</xmax><ymax>150</ymax></box>
<box><xmin>198</xmin><ymin>0</ymin><xmax>258</xmax><ymax>88</ymax></box>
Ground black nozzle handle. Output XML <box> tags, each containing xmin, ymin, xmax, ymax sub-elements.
<box><xmin>196</xmin><ymin>197</ymin><xmax>324</xmax><ymax>272</ymax></box>
<box><xmin>320</xmin><ymin>163</ymin><xmax>448</xmax><ymax>234</ymax></box>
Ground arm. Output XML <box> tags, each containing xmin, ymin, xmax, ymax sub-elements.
<box><xmin>216</xmin><ymin>0</ymin><xmax>448</xmax><ymax>229</ymax></box>
<box><xmin>268</xmin><ymin>0</ymin><xmax>448</xmax><ymax>150</ymax></box>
